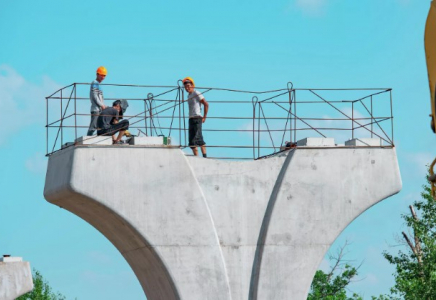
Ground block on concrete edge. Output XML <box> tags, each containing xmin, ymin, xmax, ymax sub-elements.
<box><xmin>345</xmin><ymin>138</ymin><xmax>383</xmax><ymax>146</ymax></box>
<box><xmin>296</xmin><ymin>138</ymin><xmax>335</xmax><ymax>147</ymax></box>
<box><xmin>0</xmin><ymin>257</ymin><xmax>22</xmax><ymax>263</ymax></box>
<box><xmin>76</xmin><ymin>135</ymin><xmax>113</xmax><ymax>145</ymax></box>
<box><xmin>129</xmin><ymin>136</ymin><xmax>165</xmax><ymax>146</ymax></box>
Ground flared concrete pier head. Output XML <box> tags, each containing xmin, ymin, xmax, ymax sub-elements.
<box><xmin>44</xmin><ymin>144</ymin><xmax>401</xmax><ymax>300</ymax></box>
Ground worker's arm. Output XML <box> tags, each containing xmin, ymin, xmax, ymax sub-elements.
<box><xmin>91</xmin><ymin>83</ymin><xmax>106</xmax><ymax>110</ymax></box>
<box><xmin>201</xmin><ymin>99</ymin><xmax>209</xmax><ymax>123</ymax></box>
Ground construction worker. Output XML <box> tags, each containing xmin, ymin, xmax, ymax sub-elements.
<box><xmin>183</xmin><ymin>77</ymin><xmax>209</xmax><ymax>157</ymax></box>
<box><xmin>97</xmin><ymin>100</ymin><xmax>130</xmax><ymax>144</ymax></box>
<box><xmin>87</xmin><ymin>66</ymin><xmax>107</xmax><ymax>136</ymax></box>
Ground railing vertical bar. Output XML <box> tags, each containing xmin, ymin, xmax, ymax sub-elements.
<box><xmin>178</xmin><ymin>87</ymin><xmax>181</xmax><ymax>147</ymax></box>
<box><xmin>252</xmin><ymin>97</ymin><xmax>258</xmax><ymax>160</ymax></box>
<box><xmin>46</xmin><ymin>96</ymin><xmax>48</xmax><ymax>155</ymax></box>
<box><xmin>182</xmin><ymin>89</ymin><xmax>186</xmax><ymax>147</ymax></box>
<box><xmin>288</xmin><ymin>90</ymin><xmax>292</xmax><ymax>143</ymax></box>
<box><xmin>258</xmin><ymin>105</ymin><xmax>261</xmax><ymax>158</ymax></box>
<box><xmin>150</xmin><ymin>98</ymin><xmax>153</xmax><ymax>136</ymax></box>
<box><xmin>74</xmin><ymin>84</ymin><xmax>77</xmax><ymax>141</ymax></box>
<box><xmin>371</xmin><ymin>96</ymin><xmax>373</xmax><ymax>138</ymax></box>
<box><xmin>390</xmin><ymin>89</ymin><xmax>394</xmax><ymax>145</ymax></box>
<box><xmin>60</xmin><ymin>89</ymin><xmax>63</xmax><ymax>147</ymax></box>
<box><xmin>294</xmin><ymin>90</ymin><xmax>297</xmax><ymax>143</ymax></box>
<box><xmin>352</xmin><ymin>102</ymin><xmax>354</xmax><ymax>140</ymax></box>
<box><xmin>253</xmin><ymin>102</ymin><xmax>255</xmax><ymax>159</ymax></box>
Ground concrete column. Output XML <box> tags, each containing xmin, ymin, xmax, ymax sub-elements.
<box><xmin>0</xmin><ymin>259</ymin><xmax>33</xmax><ymax>300</ymax></box>
<box><xmin>44</xmin><ymin>146</ymin><xmax>401</xmax><ymax>300</ymax></box>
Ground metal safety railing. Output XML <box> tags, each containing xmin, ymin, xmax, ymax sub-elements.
<box><xmin>46</xmin><ymin>81</ymin><xmax>394</xmax><ymax>160</ymax></box>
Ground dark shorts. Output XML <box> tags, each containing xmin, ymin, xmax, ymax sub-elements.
<box><xmin>189</xmin><ymin>118</ymin><xmax>205</xmax><ymax>146</ymax></box>
<box><xmin>97</xmin><ymin>120</ymin><xmax>129</xmax><ymax>136</ymax></box>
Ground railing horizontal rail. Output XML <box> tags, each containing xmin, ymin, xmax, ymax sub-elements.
<box><xmin>46</xmin><ymin>82</ymin><xmax>395</xmax><ymax>159</ymax></box>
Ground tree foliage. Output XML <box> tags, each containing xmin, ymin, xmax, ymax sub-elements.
<box><xmin>308</xmin><ymin>243</ymin><xmax>362</xmax><ymax>300</ymax></box>
<box><xmin>16</xmin><ymin>269</ymin><xmax>66</xmax><ymax>300</ymax></box>
<box><xmin>376</xmin><ymin>180</ymin><xmax>436</xmax><ymax>299</ymax></box>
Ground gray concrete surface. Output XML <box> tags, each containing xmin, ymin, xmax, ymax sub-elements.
<box><xmin>0</xmin><ymin>260</ymin><xmax>33</xmax><ymax>300</ymax></box>
<box><xmin>44</xmin><ymin>145</ymin><xmax>401</xmax><ymax>300</ymax></box>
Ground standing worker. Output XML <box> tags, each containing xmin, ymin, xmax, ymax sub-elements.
<box><xmin>183</xmin><ymin>77</ymin><xmax>209</xmax><ymax>157</ymax></box>
<box><xmin>87</xmin><ymin>66</ymin><xmax>107</xmax><ymax>136</ymax></box>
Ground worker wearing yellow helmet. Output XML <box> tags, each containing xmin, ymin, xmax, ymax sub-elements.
<box><xmin>87</xmin><ymin>66</ymin><xmax>108</xmax><ymax>136</ymax></box>
<box><xmin>183</xmin><ymin>77</ymin><xmax>209</xmax><ymax>157</ymax></box>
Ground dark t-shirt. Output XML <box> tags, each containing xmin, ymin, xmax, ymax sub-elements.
<box><xmin>97</xmin><ymin>107</ymin><xmax>119</xmax><ymax>129</ymax></box>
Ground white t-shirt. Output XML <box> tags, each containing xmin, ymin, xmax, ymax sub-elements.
<box><xmin>188</xmin><ymin>90</ymin><xmax>205</xmax><ymax>118</ymax></box>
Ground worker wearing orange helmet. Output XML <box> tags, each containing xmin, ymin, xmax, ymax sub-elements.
<box><xmin>87</xmin><ymin>66</ymin><xmax>108</xmax><ymax>136</ymax></box>
<box><xmin>183</xmin><ymin>77</ymin><xmax>209</xmax><ymax>157</ymax></box>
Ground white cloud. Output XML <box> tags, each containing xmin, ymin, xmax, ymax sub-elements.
<box><xmin>0</xmin><ymin>65</ymin><xmax>61</xmax><ymax>144</ymax></box>
<box><xmin>294</xmin><ymin>0</ymin><xmax>327</xmax><ymax>16</ymax></box>
<box><xmin>25</xmin><ymin>152</ymin><xmax>47</xmax><ymax>174</ymax></box>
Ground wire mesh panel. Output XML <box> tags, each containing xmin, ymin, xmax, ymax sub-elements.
<box><xmin>46</xmin><ymin>83</ymin><xmax>394</xmax><ymax>160</ymax></box>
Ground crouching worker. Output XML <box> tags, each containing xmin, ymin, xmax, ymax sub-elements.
<box><xmin>97</xmin><ymin>100</ymin><xmax>129</xmax><ymax>144</ymax></box>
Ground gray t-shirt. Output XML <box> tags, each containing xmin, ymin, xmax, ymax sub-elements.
<box><xmin>90</xmin><ymin>80</ymin><xmax>105</xmax><ymax>112</ymax></box>
<box><xmin>97</xmin><ymin>107</ymin><xmax>119</xmax><ymax>129</ymax></box>
<box><xmin>188</xmin><ymin>90</ymin><xmax>205</xmax><ymax>118</ymax></box>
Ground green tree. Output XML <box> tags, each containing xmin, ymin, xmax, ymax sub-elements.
<box><xmin>308</xmin><ymin>242</ymin><xmax>362</xmax><ymax>300</ymax></box>
<box><xmin>375</xmin><ymin>179</ymin><xmax>436</xmax><ymax>300</ymax></box>
<box><xmin>16</xmin><ymin>269</ymin><xmax>66</xmax><ymax>300</ymax></box>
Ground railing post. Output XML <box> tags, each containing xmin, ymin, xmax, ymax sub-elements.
<box><xmin>143</xmin><ymin>99</ymin><xmax>148</xmax><ymax>136</ymax></box>
<box><xmin>46</xmin><ymin>96</ymin><xmax>48</xmax><ymax>156</ymax></box>
<box><xmin>352</xmin><ymin>102</ymin><xmax>354</xmax><ymax>140</ymax></box>
<box><xmin>287</xmin><ymin>82</ymin><xmax>294</xmax><ymax>144</ymax></box>
<box><xmin>390</xmin><ymin>89</ymin><xmax>394</xmax><ymax>145</ymax></box>
<box><xmin>177</xmin><ymin>80</ymin><xmax>184</xmax><ymax>148</ymax></box>
<box><xmin>74</xmin><ymin>84</ymin><xmax>77</xmax><ymax>141</ymax></box>
<box><xmin>258</xmin><ymin>103</ymin><xmax>261</xmax><ymax>158</ymax></box>
<box><xmin>294</xmin><ymin>90</ymin><xmax>297</xmax><ymax>143</ymax></box>
<box><xmin>178</xmin><ymin>87</ymin><xmax>181</xmax><ymax>147</ymax></box>
<box><xmin>182</xmin><ymin>88</ymin><xmax>186</xmax><ymax>147</ymax></box>
<box><xmin>147</xmin><ymin>93</ymin><xmax>154</xmax><ymax>136</ymax></box>
<box><xmin>252</xmin><ymin>96</ymin><xmax>258</xmax><ymax>160</ymax></box>
<box><xmin>60</xmin><ymin>89</ymin><xmax>63</xmax><ymax>147</ymax></box>
<box><xmin>371</xmin><ymin>95</ymin><xmax>373</xmax><ymax>138</ymax></box>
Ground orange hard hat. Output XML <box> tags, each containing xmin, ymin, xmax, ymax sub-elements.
<box><xmin>182</xmin><ymin>77</ymin><xmax>195</xmax><ymax>87</ymax></box>
<box><xmin>96</xmin><ymin>66</ymin><xmax>107</xmax><ymax>76</ymax></box>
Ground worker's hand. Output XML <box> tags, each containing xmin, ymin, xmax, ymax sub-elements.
<box><xmin>202</xmin><ymin>117</ymin><xmax>206</xmax><ymax>123</ymax></box>
<box><xmin>102</xmin><ymin>105</ymin><xmax>107</xmax><ymax>110</ymax></box>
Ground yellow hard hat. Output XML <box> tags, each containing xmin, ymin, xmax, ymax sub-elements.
<box><xmin>96</xmin><ymin>66</ymin><xmax>107</xmax><ymax>76</ymax></box>
<box><xmin>182</xmin><ymin>77</ymin><xmax>195</xmax><ymax>87</ymax></box>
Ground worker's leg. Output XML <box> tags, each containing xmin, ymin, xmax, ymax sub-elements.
<box><xmin>87</xmin><ymin>112</ymin><xmax>99</xmax><ymax>136</ymax></box>
<box><xmin>191</xmin><ymin>147</ymin><xmax>198</xmax><ymax>156</ymax></box>
<box><xmin>114</xmin><ymin>130</ymin><xmax>125</xmax><ymax>143</ymax></box>
<box><xmin>112</xmin><ymin>120</ymin><xmax>130</xmax><ymax>143</ymax></box>
<box><xmin>200</xmin><ymin>145</ymin><xmax>207</xmax><ymax>158</ymax></box>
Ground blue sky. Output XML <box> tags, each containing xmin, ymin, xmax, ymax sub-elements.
<box><xmin>0</xmin><ymin>0</ymin><xmax>432</xmax><ymax>298</ymax></box>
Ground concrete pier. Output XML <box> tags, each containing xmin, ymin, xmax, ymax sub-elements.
<box><xmin>44</xmin><ymin>145</ymin><xmax>401</xmax><ymax>299</ymax></box>
<box><xmin>0</xmin><ymin>258</ymin><xmax>33</xmax><ymax>300</ymax></box>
